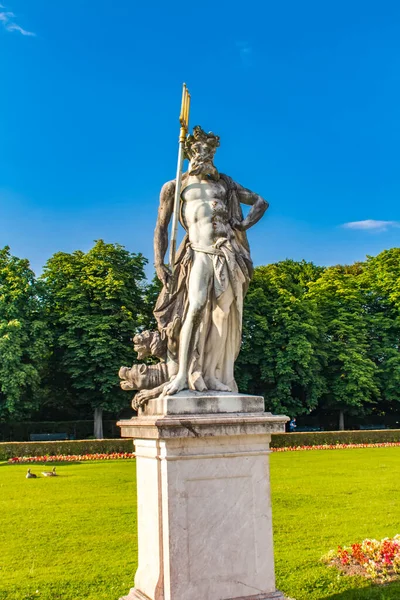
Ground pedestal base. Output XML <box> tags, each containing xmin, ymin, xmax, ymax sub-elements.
<box><xmin>118</xmin><ymin>392</ymin><xmax>288</xmax><ymax>600</ymax></box>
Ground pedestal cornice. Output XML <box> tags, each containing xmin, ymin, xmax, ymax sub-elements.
<box><xmin>118</xmin><ymin>392</ymin><xmax>288</xmax><ymax>440</ymax></box>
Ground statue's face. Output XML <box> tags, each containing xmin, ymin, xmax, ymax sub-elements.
<box><xmin>133</xmin><ymin>332</ymin><xmax>152</xmax><ymax>360</ymax></box>
<box><xmin>189</xmin><ymin>141</ymin><xmax>219</xmax><ymax>180</ymax></box>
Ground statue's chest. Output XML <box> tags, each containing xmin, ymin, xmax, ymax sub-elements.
<box><xmin>181</xmin><ymin>181</ymin><xmax>225</xmax><ymax>203</ymax></box>
<box><xmin>181</xmin><ymin>181</ymin><xmax>227</xmax><ymax>226</ymax></box>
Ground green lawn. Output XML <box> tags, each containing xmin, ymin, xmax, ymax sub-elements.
<box><xmin>272</xmin><ymin>448</ymin><xmax>400</xmax><ymax>600</ymax></box>
<box><xmin>1</xmin><ymin>449</ymin><xmax>400</xmax><ymax>600</ymax></box>
<box><xmin>0</xmin><ymin>460</ymin><xmax>137</xmax><ymax>600</ymax></box>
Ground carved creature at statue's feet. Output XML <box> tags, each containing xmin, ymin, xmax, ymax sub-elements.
<box><xmin>121</xmin><ymin>380</ymin><xmax>135</xmax><ymax>391</ymax></box>
<box><xmin>204</xmin><ymin>377</ymin><xmax>232</xmax><ymax>392</ymax></box>
<box><xmin>163</xmin><ymin>374</ymin><xmax>188</xmax><ymax>396</ymax></box>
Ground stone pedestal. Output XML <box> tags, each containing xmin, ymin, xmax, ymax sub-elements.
<box><xmin>117</xmin><ymin>391</ymin><xmax>288</xmax><ymax>600</ymax></box>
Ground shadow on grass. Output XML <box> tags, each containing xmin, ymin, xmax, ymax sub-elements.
<box><xmin>322</xmin><ymin>580</ymin><xmax>400</xmax><ymax>600</ymax></box>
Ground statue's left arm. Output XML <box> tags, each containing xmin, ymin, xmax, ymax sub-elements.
<box><xmin>231</xmin><ymin>182</ymin><xmax>269</xmax><ymax>230</ymax></box>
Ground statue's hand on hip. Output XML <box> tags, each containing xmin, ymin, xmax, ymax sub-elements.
<box><xmin>229</xmin><ymin>217</ymin><xmax>245</xmax><ymax>231</ymax></box>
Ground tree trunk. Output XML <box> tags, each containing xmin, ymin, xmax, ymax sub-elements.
<box><xmin>339</xmin><ymin>410</ymin><xmax>345</xmax><ymax>431</ymax></box>
<box><xmin>94</xmin><ymin>407</ymin><xmax>104</xmax><ymax>439</ymax></box>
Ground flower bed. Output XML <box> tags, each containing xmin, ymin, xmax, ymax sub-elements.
<box><xmin>272</xmin><ymin>442</ymin><xmax>400</xmax><ymax>452</ymax></box>
<box><xmin>7</xmin><ymin>452</ymin><xmax>135</xmax><ymax>464</ymax></box>
<box><xmin>324</xmin><ymin>535</ymin><xmax>400</xmax><ymax>582</ymax></box>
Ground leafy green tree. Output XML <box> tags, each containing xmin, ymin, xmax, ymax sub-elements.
<box><xmin>41</xmin><ymin>240</ymin><xmax>147</xmax><ymax>437</ymax></box>
<box><xmin>308</xmin><ymin>264</ymin><xmax>379</xmax><ymax>429</ymax></box>
<box><xmin>0</xmin><ymin>247</ymin><xmax>49</xmax><ymax>420</ymax></box>
<box><xmin>366</xmin><ymin>248</ymin><xmax>400</xmax><ymax>310</ymax></box>
<box><xmin>362</xmin><ymin>249</ymin><xmax>400</xmax><ymax>411</ymax></box>
<box><xmin>236</xmin><ymin>260</ymin><xmax>326</xmax><ymax>416</ymax></box>
<box><xmin>141</xmin><ymin>274</ymin><xmax>162</xmax><ymax>331</ymax></box>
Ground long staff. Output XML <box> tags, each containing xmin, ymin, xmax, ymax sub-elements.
<box><xmin>168</xmin><ymin>83</ymin><xmax>191</xmax><ymax>274</ymax></box>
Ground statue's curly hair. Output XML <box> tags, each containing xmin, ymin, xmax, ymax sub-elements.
<box><xmin>184</xmin><ymin>125</ymin><xmax>220</xmax><ymax>159</ymax></box>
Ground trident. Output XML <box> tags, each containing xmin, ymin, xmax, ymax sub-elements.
<box><xmin>168</xmin><ymin>83</ymin><xmax>191</xmax><ymax>275</ymax></box>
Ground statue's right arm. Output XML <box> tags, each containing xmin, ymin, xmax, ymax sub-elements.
<box><xmin>154</xmin><ymin>180</ymin><xmax>175</xmax><ymax>287</ymax></box>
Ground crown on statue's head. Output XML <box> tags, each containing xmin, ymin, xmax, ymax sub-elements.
<box><xmin>184</xmin><ymin>126</ymin><xmax>220</xmax><ymax>159</ymax></box>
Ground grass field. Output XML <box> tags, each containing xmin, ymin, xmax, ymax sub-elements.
<box><xmin>1</xmin><ymin>448</ymin><xmax>400</xmax><ymax>600</ymax></box>
<box><xmin>272</xmin><ymin>448</ymin><xmax>400</xmax><ymax>599</ymax></box>
<box><xmin>0</xmin><ymin>461</ymin><xmax>137</xmax><ymax>600</ymax></box>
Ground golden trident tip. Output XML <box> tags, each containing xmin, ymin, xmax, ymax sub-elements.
<box><xmin>179</xmin><ymin>83</ymin><xmax>191</xmax><ymax>141</ymax></box>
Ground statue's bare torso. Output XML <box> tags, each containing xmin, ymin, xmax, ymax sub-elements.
<box><xmin>181</xmin><ymin>177</ymin><xmax>231</xmax><ymax>245</ymax></box>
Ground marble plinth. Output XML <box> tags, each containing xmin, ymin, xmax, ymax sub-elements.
<box><xmin>117</xmin><ymin>392</ymin><xmax>288</xmax><ymax>600</ymax></box>
<box><xmin>138</xmin><ymin>390</ymin><xmax>266</xmax><ymax>416</ymax></box>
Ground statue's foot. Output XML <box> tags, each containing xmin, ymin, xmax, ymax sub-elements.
<box><xmin>205</xmin><ymin>377</ymin><xmax>232</xmax><ymax>392</ymax></box>
<box><xmin>163</xmin><ymin>374</ymin><xmax>188</xmax><ymax>396</ymax></box>
<box><xmin>192</xmin><ymin>374</ymin><xmax>207</xmax><ymax>392</ymax></box>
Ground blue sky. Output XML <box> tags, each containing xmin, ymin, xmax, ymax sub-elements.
<box><xmin>1</xmin><ymin>0</ymin><xmax>399</xmax><ymax>277</ymax></box>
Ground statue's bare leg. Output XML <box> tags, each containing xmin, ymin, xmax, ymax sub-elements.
<box><xmin>163</xmin><ymin>252</ymin><xmax>213</xmax><ymax>395</ymax></box>
<box><xmin>203</xmin><ymin>285</ymin><xmax>234</xmax><ymax>391</ymax></box>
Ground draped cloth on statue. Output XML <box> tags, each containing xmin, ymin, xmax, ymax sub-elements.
<box><xmin>154</xmin><ymin>174</ymin><xmax>253</xmax><ymax>392</ymax></box>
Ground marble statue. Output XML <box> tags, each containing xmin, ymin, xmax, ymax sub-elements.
<box><xmin>119</xmin><ymin>125</ymin><xmax>269</xmax><ymax>407</ymax></box>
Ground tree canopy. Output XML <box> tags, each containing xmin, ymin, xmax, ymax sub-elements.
<box><xmin>0</xmin><ymin>247</ymin><xmax>49</xmax><ymax>420</ymax></box>
<box><xmin>307</xmin><ymin>264</ymin><xmax>379</xmax><ymax>427</ymax></box>
<box><xmin>236</xmin><ymin>250</ymin><xmax>400</xmax><ymax>429</ymax></box>
<box><xmin>41</xmin><ymin>240</ymin><xmax>147</xmax><ymax>437</ymax></box>
<box><xmin>235</xmin><ymin>260</ymin><xmax>326</xmax><ymax>416</ymax></box>
<box><xmin>362</xmin><ymin>249</ymin><xmax>400</xmax><ymax>412</ymax></box>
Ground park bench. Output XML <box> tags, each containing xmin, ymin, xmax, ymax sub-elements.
<box><xmin>29</xmin><ymin>433</ymin><xmax>69</xmax><ymax>441</ymax></box>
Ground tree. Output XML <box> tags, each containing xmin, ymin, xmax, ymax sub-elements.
<box><xmin>308</xmin><ymin>264</ymin><xmax>379</xmax><ymax>429</ymax></box>
<box><xmin>365</xmin><ymin>248</ymin><xmax>400</xmax><ymax>310</ymax></box>
<box><xmin>235</xmin><ymin>260</ymin><xmax>326</xmax><ymax>416</ymax></box>
<box><xmin>0</xmin><ymin>247</ymin><xmax>49</xmax><ymax>420</ymax></box>
<box><xmin>41</xmin><ymin>240</ymin><xmax>147</xmax><ymax>437</ymax></box>
<box><xmin>141</xmin><ymin>274</ymin><xmax>162</xmax><ymax>331</ymax></box>
<box><xmin>362</xmin><ymin>249</ymin><xmax>400</xmax><ymax>411</ymax></box>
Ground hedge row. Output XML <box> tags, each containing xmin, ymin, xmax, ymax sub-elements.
<box><xmin>2</xmin><ymin>429</ymin><xmax>400</xmax><ymax>460</ymax></box>
<box><xmin>270</xmin><ymin>429</ymin><xmax>400</xmax><ymax>448</ymax></box>
<box><xmin>0</xmin><ymin>420</ymin><xmax>120</xmax><ymax>442</ymax></box>
<box><xmin>0</xmin><ymin>438</ymin><xmax>133</xmax><ymax>461</ymax></box>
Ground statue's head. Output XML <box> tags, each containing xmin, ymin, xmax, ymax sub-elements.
<box><xmin>133</xmin><ymin>330</ymin><xmax>167</xmax><ymax>361</ymax></box>
<box><xmin>185</xmin><ymin>126</ymin><xmax>220</xmax><ymax>180</ymax></box>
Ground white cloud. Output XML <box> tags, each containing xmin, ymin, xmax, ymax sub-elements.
<box><xmin>0</xmin><ymin>11</ymin><xmax>14</xmax><ymax>21</ymax></box>
<box><xmin>342</xmin><ymin>219</ymin><xmax>400</xmax><ymax>232</ymax></box>
<box><xmin>6</xmin><ymin>22</ymin><xmax>35</xmax><ymax>35</ymax></box>
<box><xmin>0</xmin><ymin>5</ymin><xmax>35</xmax><ymax>36</ymax></box>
